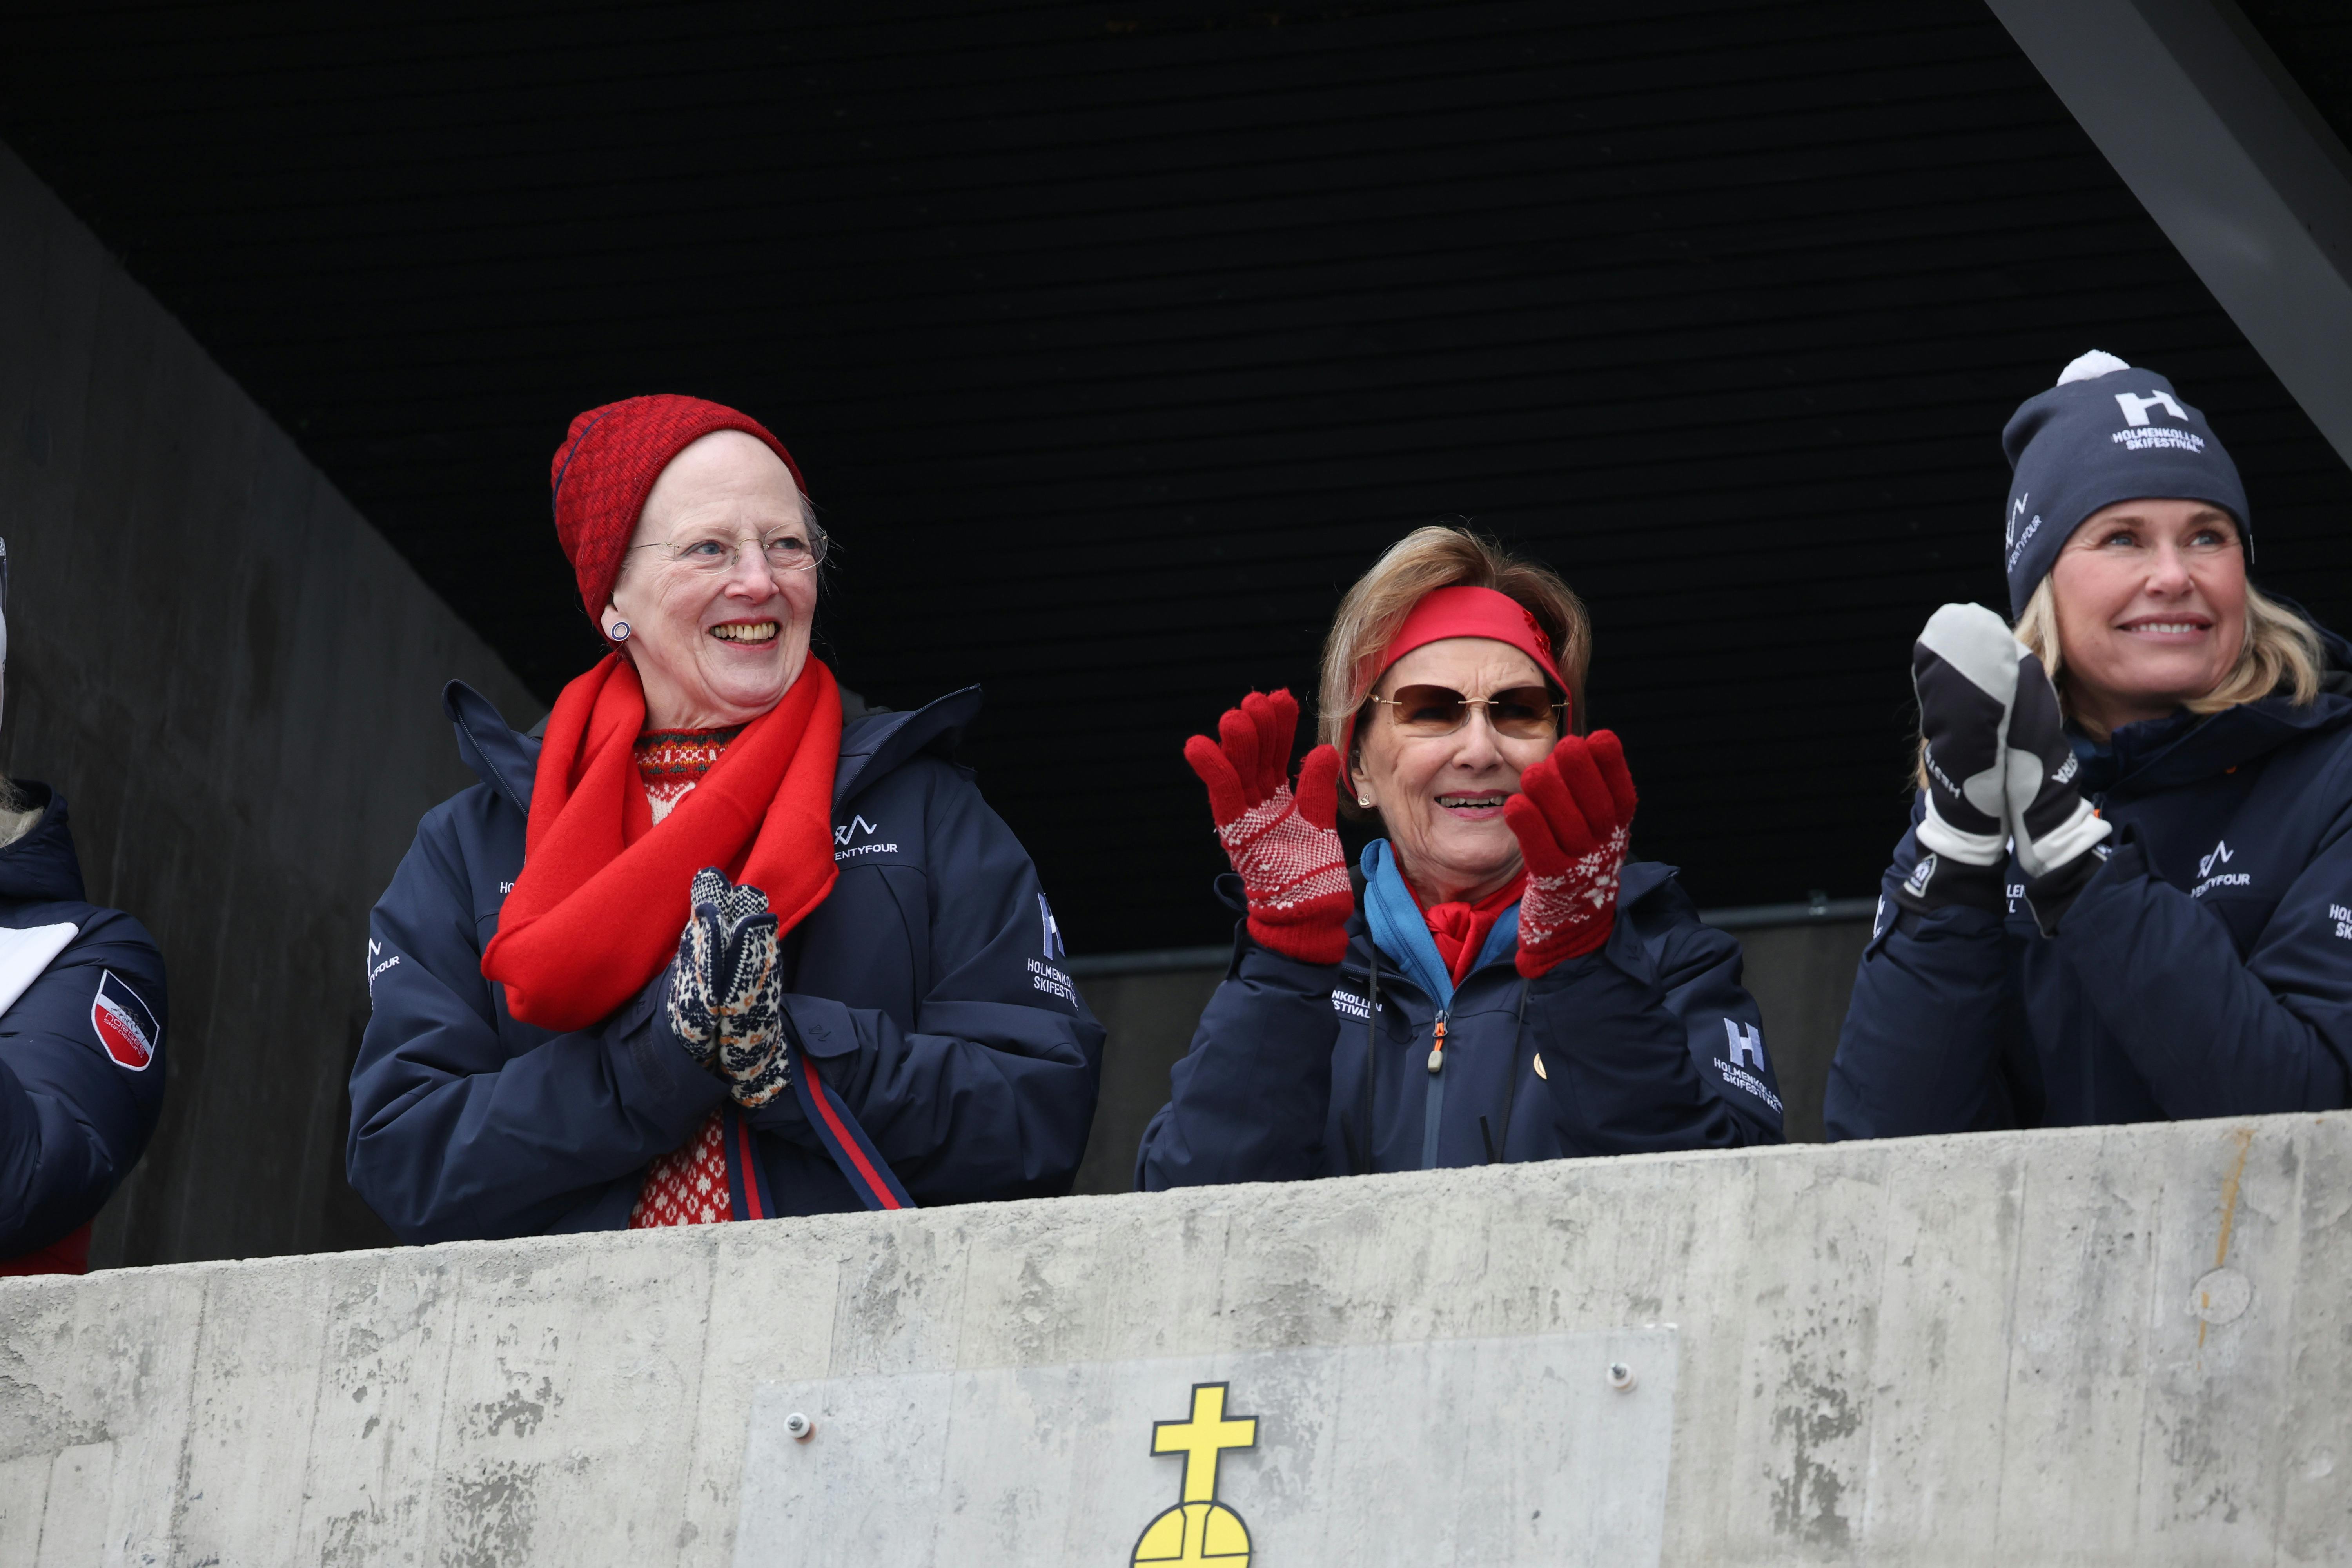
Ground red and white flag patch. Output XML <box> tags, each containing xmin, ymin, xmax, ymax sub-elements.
<box><xmin>91</xmin><ymin>970</ymin><xmax>158</xmax><ymax>1071</ymax></box>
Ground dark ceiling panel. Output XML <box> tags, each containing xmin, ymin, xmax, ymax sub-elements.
<box><xmin>6</xmin><ymin>0</ymin><xmax>2348</xmax><ymax>951</ymax></box>
<box><xmin>2239</xmin><ymin>0</ymin><xmax>2352</xmax><ymax>152</ymax></box>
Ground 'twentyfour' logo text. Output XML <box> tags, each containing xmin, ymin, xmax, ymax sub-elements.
<box><xmin>834</xmin><ymin>814</ymin><xmax>898</xmax><ymax>862</ymax></box>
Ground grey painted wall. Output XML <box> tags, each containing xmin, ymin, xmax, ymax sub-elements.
<box><xmin>1071</xmin><ymin>966</ymin><xmax>1229</xmax><ymax>1195</ymax></box>
<box><xmin>0</xmin><ymin>145</ymin><xmax>538</xmax><ymax>1266</ymax></box>
<box><xmin>1071</xmin><ymin>918</ymin><xmax>1874</xmax><ymax>1189</ymax></box>
<box><xmin>1731</xmin><ymin>918</ymin><xmax>1872</xmax><ymax>1142</ymax></box>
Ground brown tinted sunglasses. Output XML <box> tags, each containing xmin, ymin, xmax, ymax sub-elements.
<box><xmin>1363</xmin><ymin>684</ymin><xmax>1565</xmax><ymax>741</ymax></box>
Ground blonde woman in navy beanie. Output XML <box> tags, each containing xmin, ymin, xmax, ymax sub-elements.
<box><xmin>1828</xmin><ymin>352</ymin><xmax>2352</xmax><ymax>1137</ymax></box>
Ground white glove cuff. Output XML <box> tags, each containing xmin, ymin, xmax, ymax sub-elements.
<box><xmin>2015</xmin><ymin>800</ymin><xmax>2110</xmax><ymax>880</ymax></box>
<box><xmin>1918</xmin><ymin>805</ymin><xmax>2009</xmax><ymax>868</ymax></box>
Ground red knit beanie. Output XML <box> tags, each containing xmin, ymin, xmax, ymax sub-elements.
<box><xmin>549</xmin><ymin>394</ymin><xmax>808</xmax><ymax>621</ymax></box>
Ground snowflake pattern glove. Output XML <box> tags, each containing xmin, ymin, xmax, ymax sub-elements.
<box><xmin>1183</xmin><ymin>688</ymin><xmax>1353</xmax><ymax>965</ymax></box>
<box><xmin>665</xmin><ymin>867</ymin><xmax>791</xmax><ymax>1107</ymax></box>
<box><xmin>1504</xmin><ymin>730</ymin><xmax>1638</xmax><ymax>979</ymax></box>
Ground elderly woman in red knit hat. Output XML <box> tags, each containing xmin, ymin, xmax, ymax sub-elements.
<box><xmin>1137</xmin><ymin>525</ymin><xmax>1783</xmax><ymax>1187</ymax></box>
<box><xmin>347</xmin><ymin>396</ymin><xmax>1103</xmax><ymax>1238</ymax></box>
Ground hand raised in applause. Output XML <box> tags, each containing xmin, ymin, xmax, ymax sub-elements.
<box><xmin>1503</xmin><ymin>730</ymin><xmax>1638</xmax><ymax>978</ymax></box>
<box><xmin>1183</xmin><ymin>689</ymin><xmax>1354</xmax><ymax>965</ymax></box>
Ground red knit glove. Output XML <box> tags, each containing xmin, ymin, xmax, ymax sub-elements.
<box><xmin>1183</xmin><ymin>689</ymin><xmax>1352</xmax><ymax>964</ymax></box>
<box><xmin>1504</xmin><ymin>730</ymin><xmax>1638</xmax><ymax>978</ymax></box>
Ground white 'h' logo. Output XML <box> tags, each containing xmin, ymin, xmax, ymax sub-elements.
<box><xmin>2114</xmin><ymin>389</ymin><xmax>2187</xmax><ymax>427</ymax></box>
<box><xmin>1723</xmin><ymin>1018</ymin><xmax>1767</xmax><ymax>1071</ymax></box>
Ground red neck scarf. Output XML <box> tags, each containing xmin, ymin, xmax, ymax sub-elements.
<box><xmin>481</xmin><ymin>654</ymin><xmax>843</xmax><ymax>1030</ymax></box>
<box><xmin>1409</xmin><ymin>870</ymin><xmax>1529</xmax><ymax>988</ymax></box>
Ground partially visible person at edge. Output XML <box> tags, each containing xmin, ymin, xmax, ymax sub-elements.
<box><xmin>0</xmin><ymin>539</ymin><xmax>170</xmax><ymax>1274</ymax></box>
<box><xmin>347</xmin><ymin>396</ymin><xmax>1103</xmax><ymax>1239</ymax></box>
<box><xmin>1828</xmin><ymin>351</ymin><xmax>2352</xmax><ymax>1137</ymax></box>
<box><xmin>1136</xmin><ymin>527</ymin><xmax>1783</xmax><ymax>1188</ymax></box>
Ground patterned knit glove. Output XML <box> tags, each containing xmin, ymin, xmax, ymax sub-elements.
<box><xmin>1504</xmin><ymin>730</ymin><xmax>1638</xmax><ymax>978</ymax></box>
<box><xmin>666</xmin><ymin>867</ymin><xmax>791</xmax><ymax>1107</ymax></box>
<box><xmin>1183</xmin><ymin>689</ymin><xmax>1352</xmax><ymax>965</ymax></box>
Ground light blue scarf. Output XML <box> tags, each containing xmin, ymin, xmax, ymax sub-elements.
<box><xmin>1358</xmin><ymin>840</ymin><xmax>1523</xmax><ymax>1169</ymax></box>
<box><xmin>1357</xmin><ymin>839</ymin><xmax>1521</xmax><ymax>1007</ymax></box>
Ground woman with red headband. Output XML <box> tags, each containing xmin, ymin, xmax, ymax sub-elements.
<box><xmin>347</xmin><ymin>396</ymin><xmax>1102</xmax><ymax>1238</ymax></box>
<box><xmin>1137</xmin><ymin>526</ymin><xmax>1782</xmax><ymax>1187</ymax></box>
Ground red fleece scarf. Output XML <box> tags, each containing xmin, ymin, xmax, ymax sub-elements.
<box><xmin>481</xmin><ymin>653</ymin><xmax>843</xmax><ymax>1031</ymax></box>
<box><xmin>1411</xmin><ymin>871</ymin><xmax>1529</xmax><ymax>988</ymax></box>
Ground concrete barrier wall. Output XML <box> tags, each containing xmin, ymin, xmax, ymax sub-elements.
<box><xmin>0</xmin><ymin>143</ymin><xmax>539</xmax><ymax>1264</ymax></box>
<box><xmin>3</xmin><ymin>1111</ymin><xmax>2343</xmax><ymax>1565</ymax></box>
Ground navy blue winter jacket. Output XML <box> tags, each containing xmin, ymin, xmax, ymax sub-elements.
<box><xmin>1136</xmin><ymin>860</ymin><xmax>1784</xmax><ymax>1189</ymax></box>
<box><xmin>347</xmin><ymin>683</ymin><xmax>1104</xmax><ymax>1243</ymax></box>
<box><xmin>1828</xmin><ymin>632</ymin><xmax>2352</xmax><ymax>1136</ymax></box>
<box><xmin>0</xmin><ymin>785</ymin><xmax>169</xmax><ymax>1261</ymax></box>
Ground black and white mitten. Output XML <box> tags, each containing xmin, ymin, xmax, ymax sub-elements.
<box><xmin>1900</xmin><ymin>604</ymin><xmax>2018</xmax><ymax>915</ymax></box>
<box><xmin>666</xmin><ymin>867</ymin><xmax>789</xmax><ymax>1105</ymax></box>
<box><xmin>2005</xmin><ymin>650</ymin><xmax>2111</xmax><ymax>934</ymax></box>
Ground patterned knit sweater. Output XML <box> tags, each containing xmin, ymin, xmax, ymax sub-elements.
<box><xmin>628</xmin><ymin>725</ymin><xmax>744</xmax><ymax>1229</ymax></box>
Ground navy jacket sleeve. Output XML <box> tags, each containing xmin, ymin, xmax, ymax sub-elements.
<box><xmin>346</xmin><ymin>806</ymin><xmax>728</xmax><ymax>1244</ymax></box>
<box><xmin>0</xmin><ymin>912</ymin><xmax>168</xmax><ymax>1254</ymax></box>
<box><xmin>1824</xmin><ymin>806</ymin><xmax>2035</xmax><ymax>1141</ymax></box>
<box><xmin>1132</xmin><ymin>915</ymin><xmax>1341</xmax><ymax>1192</ymax></box>
<box><xmin>753</xmin><ymin>764</ymin><xmax>1106</xmax><ymax>1202</ymax></box>
<box><xmin>2053</xmin><ymin>823</ymin><xmax>2352</xmax><ymax>1114</ymax></box>
<box><xmin>1531</xmin><ymin>884</ymin><xmax>1784</xmax><ymax>1152</ymax></box>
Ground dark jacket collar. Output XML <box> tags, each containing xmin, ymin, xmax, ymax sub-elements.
<box><xmin>0</xmin><ymin>783</ymin><xmax>87</xmax><ymax>905</ymax></box>
<box><xmin>1339</xmin><ymin>856</ymin><xmax>1681</xmax><ymax>988</ymax></box>
<box><xmin>441</xmin><ymin>680</ymin><xmax>984</xmax><ymax>815</ymax></box>
<box><xmin>2096</xmin><ymin>618</ymin><xmax>2352</xmax><ymax>798</ymax></box>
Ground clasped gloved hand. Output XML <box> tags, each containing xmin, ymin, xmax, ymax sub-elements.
<box><xmin>1504</xmin><ymin>730</ymin><xmax>1638</xmax><ymax>978</ymax></box>
<box><xmin>1904</xmin><ymin>603</ymin><xmax>2021</xmax><ymax>914</ymax></box>
<box><xmin>2005</xmin><ymin>646</ymin><xmax>2111</xmax><ymax>933</ymax></box>
<box><xmin>1184</xmin><ymin>689</ymin><xmax>1354</xmax><ymax>964</ymax></box>
<box><xmin>666</xmin><ymin>866</ymin><xmax>791</xmax><ymax>1108</ymax></box>
<box><xmin>1902</xmin><ymin>603</ymin><xmax>2109</xmax><ymax>926</ymax></box>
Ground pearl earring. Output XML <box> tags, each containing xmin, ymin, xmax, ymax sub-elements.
<box><xmin>1357</xmin><ymin>795</ymin><xmax>1373</xmax><ymax>808</ymax></box>
<box><xmin>608</xmin><ymin>621</ymin><xmax>630</xmax><ymax>642</ymax></box>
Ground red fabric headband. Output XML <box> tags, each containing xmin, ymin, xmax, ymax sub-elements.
<box><xmin>550</xmin><ymin>394</ymin><xmax>808</xmax><ymax>623</ymax></box>
<box><xmin>1341</xmin><ymin>585</ymin><xmax>1567</xmax><ymax>761</ymax></box>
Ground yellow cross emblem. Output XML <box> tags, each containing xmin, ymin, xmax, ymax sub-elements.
<box><xmin>1131</xmin><ymin>1382</ymin><xmax>1258</xmax><ymax>1564</ymax></box>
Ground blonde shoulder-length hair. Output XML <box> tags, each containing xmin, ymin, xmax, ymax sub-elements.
<box><xmin>2013</xmin><ymin>575</ymin><xmax>2322</xmax><ymax>717</ymax></box>
<box><xmin>1318</xmin><ymin>526</ymin><xmax>1592</xmax><ymax>764</ymax></box>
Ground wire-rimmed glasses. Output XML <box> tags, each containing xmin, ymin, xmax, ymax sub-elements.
<box><xmin>629</xmin><ymin>523</ymin><xmax>827</xmax><ymax>576</ymax></box>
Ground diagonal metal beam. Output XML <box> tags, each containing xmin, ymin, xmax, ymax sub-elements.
<box><xmin>1986</xmin><ymin>0</ymin><xmax>2352</xmax><ymax>468</ymax></box>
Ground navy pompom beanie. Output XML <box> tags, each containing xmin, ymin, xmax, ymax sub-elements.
<box><xmin>2000</xmin><ymin>350</ymin><xmax>2250</xmax><ymax>617</ymax></box>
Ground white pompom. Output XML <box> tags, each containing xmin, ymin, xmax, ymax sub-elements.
<box><xmin>2056</xmin><ymin>349</ymin><xmax>2131</xmax><ymax>386</ymax></box>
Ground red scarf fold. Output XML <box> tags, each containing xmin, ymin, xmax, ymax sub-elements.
<box><xmin>1411</xmin><ymin>871</ymin><xmax>1529</xmax><ymax>988</ymax></box>
<box><xmin>481</xmin><ymin>653</ymin><xmax>843</xmax><ymax>1031</ymax></box>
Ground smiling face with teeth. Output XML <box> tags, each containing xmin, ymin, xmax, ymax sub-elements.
<box><xmin>1351</xmin><ymin>637</ymin><xmax>1558</xmax><ymax>906</ymax></box>
<box><xmin>604</xmin><ymin>431</ymin><xmax>818</xmax><ymax>730</ymax></box>
<box><xmin>2049</xmin><ymin>497</ymin><xmax>2247</xmax><ymax>737</ymax></box>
